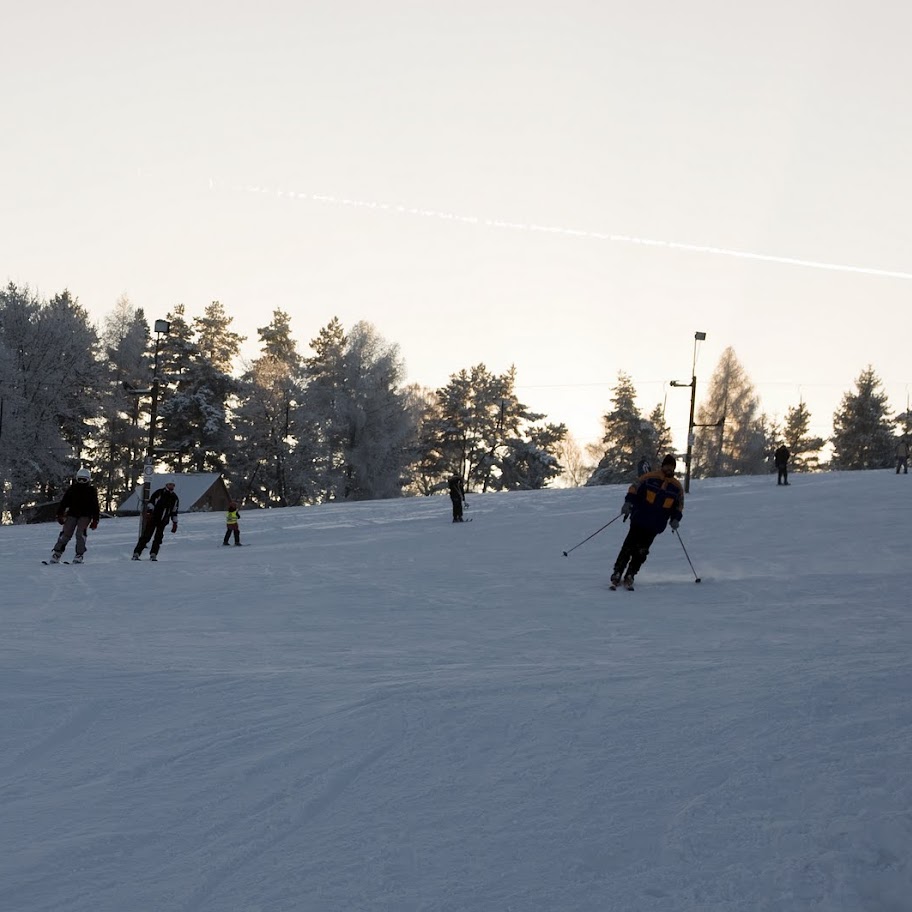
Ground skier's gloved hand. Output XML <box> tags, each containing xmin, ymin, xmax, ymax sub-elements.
<box><xmin>621</xmin><ymin>502</ymin><xmax>633</xmax><ymax>517</ymax></box>
<box><xmin>670</xmin><ymin>518</ymin><xmax>680</xmax><ymax>531</ymax></box>
<box><xmin>90</xmin><ymin>519</ymin><xmax>98</xmax><ymax>530</ymax></box>
<box><xmin>57</xmin><ymin>515</ymin><xmax>66</xmax><ymax>525</ymax></box>
<box><xmin>171</xmin><ymin>522</ymin><xmax>178</xmax><ymax>533</ymax></box>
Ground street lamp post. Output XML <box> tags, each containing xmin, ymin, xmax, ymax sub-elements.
<box><xmin>670</xmin><ymin>331</ymin><xmax>706</xmax><ymax>494</ymax></box>
<box><xmin>140</xmin><ymin>319</ymin><xmax>171</xmax><ymax>523</ymax></box>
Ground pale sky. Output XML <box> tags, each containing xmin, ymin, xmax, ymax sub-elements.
<box><xmin>3</xmin><ymin>1</ymin><xmax>911</xmax><ymax>450</ymax></box>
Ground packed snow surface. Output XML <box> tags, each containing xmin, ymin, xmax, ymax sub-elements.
<box><xmin>3</xmin><ymin>471</ymin><xmax>911</xmax><ymax>911</ymax></box>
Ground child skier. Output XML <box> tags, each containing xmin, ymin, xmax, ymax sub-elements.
<box><xmin>223</xmin><ymin>501</ymin><xmax>242</xmax><ymax>546</ymax></box>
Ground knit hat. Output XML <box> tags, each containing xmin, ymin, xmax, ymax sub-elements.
<box><xmin>661</xmin><ymin>454</ymin><xmax>676</xmax><ymax>469</ymax></box>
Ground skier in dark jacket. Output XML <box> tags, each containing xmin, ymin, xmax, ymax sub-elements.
<box><xmin>610</xmin><ymin>454</ymin><xmax>684</xmax><ymax>590</ymax></box>
<box><xmin>447</xmin><ymin>474</ymin><xmax>466</xmax><ymax>522</ymax></box>
<box><xmin>48</xmin><ymin>467</ymin><xmax>101</xmax><ymax>564</ymax></box>
<box><xmin>774</xmin><ymin>444</ymin><xmax>790</xmax><ymax>485</ymax></box>
<box><xmin>132</xmin><ymin>481</ymin><xmax>180</xmax><ymax>560</ymax></box>
<box><xmin>636</xmin><ymin>456</ymin><xmax>652</xmax><ymax>477</ymax></box>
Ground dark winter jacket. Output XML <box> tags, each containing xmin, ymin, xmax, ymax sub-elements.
<box><xmin>147</xmin><ymin>487</ymin><xmax>180</xmax><ymax>523</ymax></box>
<box><xmin>57</xmin><ymin>483</ymin><xmax>101</xmax><ymax>522</ymax></box>
<box><xmin>774</xmin><ymin>445</ymin><xmax>790</xmax><ymax>467</ymax></box>
<box><xmin>624</xmin><ymin>470</ymin><xmax>684</xmax><ymax>535</ymax></box>
<box><xmin>447</xmin><ymin>476</ymin><xmax>465</xmax><ymax>501</ymax></box>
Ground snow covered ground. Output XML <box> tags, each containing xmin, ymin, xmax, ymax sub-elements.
<box><xmin>2</xmin><ymin>470</ymin><xmax>911</xmax><ymax>912</ymax></box>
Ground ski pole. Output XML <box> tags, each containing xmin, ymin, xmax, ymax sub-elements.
<box><xmin>673</xmin><ymin>529</ymin><xmax>701</xmax><ymax>583</ymax></box>
<box><xmin>562</xmin><ymin>514</ymin><xmax>623</xmax><ymax>557</ymax></box>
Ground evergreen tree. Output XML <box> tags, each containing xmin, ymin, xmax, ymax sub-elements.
<box><xmin>336</xmin><ymin>321</ymin><xmax>417</xmax><ymax>500</ymax></box>
<box><xmin>645</xmin><ymin>404</ymin><xmax>674</xmax><ymax>465</ymax></box>
<box><xmin>498</xmin><ymin>422</ymin><xmax>567</xmax><ymax>490</ymax></box>
<box><xmin>400</xmin><ymin>384</ymin><xmax>444</xmax><ymax>495</ymax></box>
<box><xmin>782</xmin><ymin>401</ymin><xmax>826</xmax><ymax>472</ymax></box>
<box><xmin>158</xmin><ymin>301</ymin><xmax>244</xmax><ymax>473</ymax></box>
<box><xmin>231</xmin><ymin>310</ymin><xmax>306</xmax><ymax>507</ymax></box>
<box><xmin>417</xmin><ymin>364</ymin><xmax>564</xmax><ymax>494</ymax></box>
<box><xmin>894</xmin><ymin>405</ymin><xmax>912</xmax><ymax>439</ymax></box>
<box><xmin>95</xmin><ymin>297</ymin><xmax>151</xmax><ymax>511</ymax></box>
<box><xmin>0</xmin><ymin>284</ymin><xmax>102</xmax><ymax>520</ymax></box>
<box><xmin>299</xmin><ymin>317</ymin><xmax>349</xmax><ymax>501</ymax></box>
<box><xmin>691</xmin><ymin>347</ymin><xmax>767</xmax><ymax>477</ymax></box>
<box><xmin>299</xmin><ymin>319</ymin><xmax>417</xmax><ymax>501</ymax></box>
<box><xmin>586</xmin><ymin>373</ymin><xmax>662</xmax><ymax>485</ymax></box>
<box><xmin>831</xmin><ymin>366</ymin><xmax>895</xmax><ymax>470</ymax></box>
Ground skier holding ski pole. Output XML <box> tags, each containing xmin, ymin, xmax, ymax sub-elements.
<box><xmin>609</xmin><ymin>454</ymin><xmax>684</xmax><ymax>590</ymax></box>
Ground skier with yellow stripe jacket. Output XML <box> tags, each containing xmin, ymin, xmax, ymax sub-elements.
<box><xmin>611</xmin><ymin>454</ymin><xmax>684</xmax><ymax>589</ymax></box>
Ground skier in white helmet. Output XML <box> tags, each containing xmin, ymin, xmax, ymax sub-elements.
<box><xmin>48</xmin><ymin>467</ymin><xmax>100</xmax><ymax>564</ymax></box>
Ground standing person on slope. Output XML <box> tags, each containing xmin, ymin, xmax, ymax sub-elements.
<box><xmin>223</xmin><ymin>501</ymin><xmax>242</xmax><ymax>546</ymax></box>
<box><xmin>132</xmin><ymin>481</ymin><xmax>179</xmax><ymax>561</ymax></box>
<box><xmin>447</xmin><ymin>474</ymin><xmax>466</xmax><ymax>522</ymax></box>
<box><xmin>48</xmin><ymin>467</ymin><xmax>101</xmax><ymax>564</ymax></box>
<box><xmin>610</xmin><ymin>454</ymin><xmax>684</xmax><ymax>590</ymax></box>
<box><xmin>896</xmin><ymin>437</ymin><xmax>909</xmax><ymax>474</ymax></box>
<box><xmin>774</xmin><ymin>443</ymin><xmax>791</xmax><ymax>486</ymax></box>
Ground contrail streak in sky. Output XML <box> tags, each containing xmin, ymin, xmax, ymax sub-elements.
<box><xmin>214</xmin><ymin>180</ymin><xmax>912</xmax><ymax>281</ymax></box>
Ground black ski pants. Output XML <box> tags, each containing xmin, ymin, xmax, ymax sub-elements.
<box><xmin>450</xmin><ymin>494</ymin><xmax>464</xmax><ymax>521</ymax></box>
<box><xmin>613</xmin><ymin>524</ymin><xmax>657</xmax><ymax>579</ymax></box>
<box><xmin>777</xmin><ymin>464</ymin><xmax>788</xmax><ymax>485</ymax></box>
<box><xmin>135</xmin><ymin>516</ymin><xmax>170</xmax><ymax>556</ymax></box>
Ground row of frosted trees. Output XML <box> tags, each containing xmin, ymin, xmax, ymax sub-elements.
<box><xmin>2</xmin><ymin>283</ymin><xmax>906</xmax><ymax>521</ymax></box>
<box><xmin>583</xmin><ymin>347</ymin><xmax>910</xmax><ymax>486</ymax></box>
<box><xmin>0</xmin><ymin>284</ymin><xmax>567</xmax><ymax>522</ymax></box>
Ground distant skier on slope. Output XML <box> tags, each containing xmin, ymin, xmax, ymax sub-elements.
<box><xmin>774</xmin><ymin>443</ymin><xmax>791</xmax><ymax>486</ymax></box>
<box><xmin>610</xmin><ymin>454</ymin><xmax>684</xmax><ymax>590</ymax></box>
<box><xmin>447</xmin><ymin>474</ymin><xmax>466</xmax><ymax>522</ymax></box>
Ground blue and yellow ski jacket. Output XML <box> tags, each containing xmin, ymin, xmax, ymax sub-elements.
<box><xmin>624</xmin><ymin>470</ymin><xmax>684</xmax><ymax>534</ymax></box>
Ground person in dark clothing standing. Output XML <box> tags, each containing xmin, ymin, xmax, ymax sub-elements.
<box><xmin>636</xmin><ymin>456</ymin><xmax>652</xmax><ymax>477</ymax></box>
<box><xmin>896</xmin><ymin>438</ymin><xmax>909</xmax><ymax>474</ymax></box>
<box><xmin>48</xmin><ymin>467</ymin><xmax>101</xmax><ymax>564</ymax></box>
<box><xmin>132</xmin><ymin>481</ymin><xmax>180</xmax><ymax>560</ymax></box>
<box><xmin>447</xmin><ymin>474</ymin><xmax>466</xmax><ymax>522</ymax></box>
<box><xmin>610</xmin><ymin>454</ymin><xmax>684</xmax><ymax>590</ymax></box>
<box><xmin>774</xmin><ymin>444</ymin><xmax>790</xmax><ymax>485</ymax></box>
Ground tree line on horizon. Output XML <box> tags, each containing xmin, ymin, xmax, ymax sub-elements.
<box><xmin>1</xmin><ymin>283</ymin><xmax>908</xmax><ymax>522</ymax></box>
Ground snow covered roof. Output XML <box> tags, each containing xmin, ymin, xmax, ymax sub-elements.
<box><xmin>117</xmin><ymin>473</ymin><xmax>227</xmax><ymax>514</ymax></box>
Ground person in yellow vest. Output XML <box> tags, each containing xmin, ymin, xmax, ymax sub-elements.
<box><xmin>223</xmin><ymin>501</ymin><xmax>242</xmax><ymax>546</ymax></box>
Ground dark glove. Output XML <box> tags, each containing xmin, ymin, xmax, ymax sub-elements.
<box><xmin>90</xmin><ymin>519</ymin><xmax>98</xmax><ymax>530</ymax></box>
<box><xmin>670</xmin><ymin>518</ymin><xmax>680</xmax><ymax>531</ymax></box>
<box><xmin>621</xmin><ymin>502</ymin><xmax>633</xmax><ymax>517</ymax></box>
<box><xmin>171</xmin><ymin>522</ymin><xmax>178</xmax><ymax>533</ymax></box>
<box><xmin>57</xmin><ymin>515</ymin><xmax>66</xmax><ymax>525</ymax></box>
